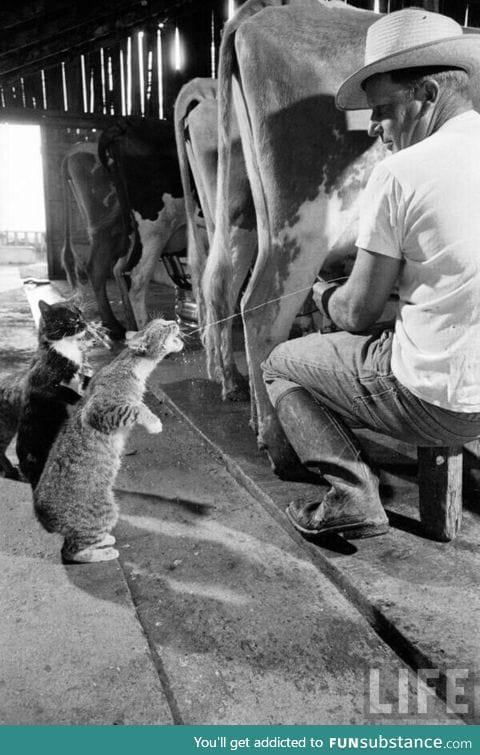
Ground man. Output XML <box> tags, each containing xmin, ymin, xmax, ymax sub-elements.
<box><xmin>262</xmin><ymin>8</ymin><xmax>480</xmax><ymax>539</ymax></box>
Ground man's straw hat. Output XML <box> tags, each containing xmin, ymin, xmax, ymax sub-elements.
<box><xmin>336</xmin><ymin>8</ymin><xmax>480</xmax><ymax>110</ymax></box>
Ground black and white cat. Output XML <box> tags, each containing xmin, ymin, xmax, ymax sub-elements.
<box><xmin>15</xmin><ymin>300</ymin><xmax>95</xmax><ymax>488</ymax></box>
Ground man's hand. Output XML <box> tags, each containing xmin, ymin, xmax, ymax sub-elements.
<box><xmin>314</xmin><ymin>249</ymin><xmax>401</xmax><ymax>332</ymax></box>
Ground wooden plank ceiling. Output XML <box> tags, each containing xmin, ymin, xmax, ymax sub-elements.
<box><xmin>0</xmin><ymin>0</ymin><xmax>190</xmax><ymax>84</ymax></box>
<box><xmin>0</xmin><ymin>0</ymin><xmax>223</xmax><ymax>124</ymax></box>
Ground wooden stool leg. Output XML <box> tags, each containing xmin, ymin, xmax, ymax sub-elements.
<box><xmin>417</xmin><ymin>446</ymin><xmax>463</xmax><ymax>541</ymax></box>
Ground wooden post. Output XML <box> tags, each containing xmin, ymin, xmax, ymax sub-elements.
<box><xmin>44</xmin><ymin>65</ymin><xmax>64</xmax><ymax>111</ymax></box>
<box><xmin>109</xmin><ymin>44</ymin><xmax>122</xmax><ymax>116</ymax></box>
<box><xmin>146</xmin><ymin>23</ymin><xmax>159</xmax><ymax>119</ymax></box>
<box><xmin>65</xmin><ymin>58</ymin><xmax>83</xmax><ymax>115</ymax></box>
<box><xmin>130</xmin><ymin>28</ymin><xmax>142</xmax><ymax>116</ymax></box>
<box><xmin>23</xmin><ymin>70</ymin><xmax>44</xmax><ymax>111</ymax></box>
<box><xmin>417</xmin><ymin>446</ymin><xmax>463</xmax><ymax>541</ymax></box>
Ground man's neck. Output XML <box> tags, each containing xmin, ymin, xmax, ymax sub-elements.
<box><xmin>431</xmin><ymin>97</ymin><xmax>473</xmax><ymax>134</ymax></box>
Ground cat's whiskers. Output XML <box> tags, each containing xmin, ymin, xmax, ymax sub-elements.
<box><xmin>85</xmin><ymin>321</ymin><xmax>112</xmax><ymax>350</ymax></box>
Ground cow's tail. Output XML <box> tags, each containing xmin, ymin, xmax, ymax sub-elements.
<box><xmin>174</xmin><ymin>78</ymin><xmax>217</xmax><ymax>326</ymax></box>
<box><xmin>60</xmin><ymin>151</ymin><xmax>84</xmax><ymax>291</ymax></box>
<box><xmin>203</xmin><ymin>1</ymin><xmax>284</xmax><ymax>389</ymax></box>
<box><xmin>202</xmin><ymin>16</ymin><xmax>238</xmax><ymax>387</ymax></box>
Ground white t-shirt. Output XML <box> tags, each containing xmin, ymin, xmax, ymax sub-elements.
<box><xmin>356</xmin><ymin>110</ymin><xmax>480</xmax><ymax>412</ymax></box>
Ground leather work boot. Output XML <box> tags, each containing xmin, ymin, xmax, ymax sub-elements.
<box><xmin>276</xmin><ymin>389</ymin><xmax>389</xmax><ymax>539</ymax></box>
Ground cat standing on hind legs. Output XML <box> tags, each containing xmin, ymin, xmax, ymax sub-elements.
<box><xmin>34</xmin><ymin>318</ymin><xmax>183</xmax><ymax>564</ymax></box>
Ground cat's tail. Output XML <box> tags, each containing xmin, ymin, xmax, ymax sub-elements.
<box><xmin>32</xmin><ymin>485</ymin><xmax>60</xmax><ymax>534</ymax></box>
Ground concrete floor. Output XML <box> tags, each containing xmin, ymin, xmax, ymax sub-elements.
<box><xmin>0</xmin><ymin>263</ymin><xmax>478</xmax><ymax>725</ymax></box>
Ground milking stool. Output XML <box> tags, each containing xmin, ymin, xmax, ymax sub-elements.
<box><xmin>417</xmin><ymin>446</ymin><xmax>464</xmax><ymax>541</ymax></box>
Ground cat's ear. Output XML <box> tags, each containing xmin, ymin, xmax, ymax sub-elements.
<box><xmin>38</xmin><ymin>300</ymin><xmax>51</xmax><ymax>316</ymax></box>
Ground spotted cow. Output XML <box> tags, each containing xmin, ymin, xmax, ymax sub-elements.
<box><xmin>61</xmin><ymin>141</ymin><xmax>133</xmax><ymax>339</ymax></box>
<box><xmin>203</xmin><ymin>0</ymin><xmax>389</xmax><ymax>477</ymax></box>
<box><xmin>174</xmin><ymin>77</ymin><xmax>256</xmax><ymax>399</ymax></box>
<box><xmin>98</xmin><ymin>117</ymin><xmax>192</xmax><ymax>331</ymax></box>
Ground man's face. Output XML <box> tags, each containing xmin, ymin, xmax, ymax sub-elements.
<box><xmin>364</xmin><ymin>72</ymin><xmax>425</xmax><ymax>153</ymax></box>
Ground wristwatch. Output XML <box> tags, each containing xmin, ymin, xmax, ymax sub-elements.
<box><xmin>319</xmin><ymin>284</ymin><xmax>339</xmax><ymax>319</ymax></box>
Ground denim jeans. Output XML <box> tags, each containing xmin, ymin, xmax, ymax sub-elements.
<box><xmin>262</xmin><ymin>328</ymin><xmax>480</xmax><ymax>447</ymax></box>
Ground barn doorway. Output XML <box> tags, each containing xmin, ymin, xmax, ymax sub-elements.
<box><xmin>0</xmin><ymin>124</ymin><xmax>46</xmax><ymax>268</ymax></box>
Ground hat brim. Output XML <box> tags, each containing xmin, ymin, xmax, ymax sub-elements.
<box><xmin>336</xmin><ymin>35</ymin><xmax>480</xmax><ymax>110</ymax></box>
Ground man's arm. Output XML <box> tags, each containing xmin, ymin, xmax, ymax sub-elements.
<box><xmin>313</xmin><ymin>248</ymin><xmax>401</xmax><ymax>332</ymax></box>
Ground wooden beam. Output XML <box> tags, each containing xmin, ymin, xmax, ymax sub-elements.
<box><xmin>0</xmin><ymin>1</ymin><xmax>68</xmax><ymax>30</ymax></box>
<box><xmin>0</xmin><ymin>106</ymin><xmax>118</xmax><ymax>129</ymax></box>
<box><xmin>0</xmin><ymin>105</ymin><xmax>169</xmax><ymax>130</ymax></box>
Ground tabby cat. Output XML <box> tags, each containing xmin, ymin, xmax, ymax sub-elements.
<box><xmin>33</xmin><ymin>318</ymin><xmax>183</xmax><ymax>563</ymax></box>
<box><xmin>16</xmin><ymin>299</ymin><xmax>95</xmax><ymax>488</ymax></box>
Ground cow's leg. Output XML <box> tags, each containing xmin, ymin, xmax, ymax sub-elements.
<box><xmin>241</xmin><ymin>251</ymin><xmax>321</xmax><ymax>479</ymax></box>
<box><xmin>113</xmin><ymin>253</ymin><xmax>138</xmax><ymax>332</ymax></box>
<box><xmin>129</xmin><ymin>224</ymin><xmax>174</xmax><ymax>330</ymax></box>
<box><xmin>87</xmin><ymin>233</ymin><xmax>126</xmax><ymax>340</ymax></box>
<box><xmin>203</xmin><ymin>226</ymin><xmax>256</xmax><ymax>401</ymax></box>
<box><xmin>128</xmin><ymin>202</ymin><xmax>187</xmax><ymax>330</ymax></box>
<box><xmin>221</xmin><ymin>227</ymin><xmax>256</xmax><ymax>400</ymax></box>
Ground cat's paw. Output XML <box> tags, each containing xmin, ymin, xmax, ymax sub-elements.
<box><xmin>96</xmin><ymin>533</ymin><xmax>116</xmax><ymax>547</ymax></box>
<box><xmin>64</xmin><ymin>545</ymin><xmax>119</xmax><ymax>563</ymax></box>
<box><xmin>145</xmin><ymin>416</ymin><xmax>163</xmax><ymax>434</ymax></box>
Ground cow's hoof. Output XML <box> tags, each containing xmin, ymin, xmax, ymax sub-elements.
<box><xmin>222</xmin><ymin>371</ymin><xmax>250</xmax><ymax>403</ymax></box>
<box><xmin>224</xmin><ymin>384</ymin><xmax>250</xmax><ymax>402</ymax></box>
<box><xmin>1</xmin><ymin>466</ymin><xmax>20</xmax><ymax>481</ymax></box>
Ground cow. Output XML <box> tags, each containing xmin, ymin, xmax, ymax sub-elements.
<box><xmin>61</xmin><ymin>141</ymin><xmax>133</xmax><ymax>339</ymax></box>
<box><xmin>203</xmin><ymin>0</ymin><xmax>389</xmax><ymax>479</ymax></box>
<box><xmin>97</xmin><ymin>117</ymin><xmax>196</xmax><ymax>331</ymax></box>
<box><xmin>174</xmin><ymin>77</ymin><xmax>256</xmax><ymax>399</ymax></box>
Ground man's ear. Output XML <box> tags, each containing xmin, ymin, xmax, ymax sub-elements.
<box><xmin>422</xmin><ymin>79</ymin><xmax>439</xmax><ymax>104</ymax></box>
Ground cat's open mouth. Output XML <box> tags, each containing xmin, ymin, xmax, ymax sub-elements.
<box><xmin>166</xmin><ymin>333</ymin><xmax>184</xmax><ymax>353</ymax></box>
